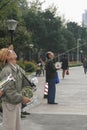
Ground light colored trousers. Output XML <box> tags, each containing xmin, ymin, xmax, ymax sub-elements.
<box><xmin>2</xmin><ymin>102</ymin><xmax>21</xmax><ymax>130</ymax></box>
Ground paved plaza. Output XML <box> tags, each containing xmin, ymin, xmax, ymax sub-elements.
<box><xmin>1</xmin><ymin>66</ymin><xmax>87</xmax><ymax>130</ymax></box>
<box><xmin>21</xmin><ymin>66</ymin><xmax>87</xmax><ymax>130</ymax></box>
<box><xmin>27</xmin><ymin>66</ymin><xmax>87</xmax><ymax>115</ymax></box>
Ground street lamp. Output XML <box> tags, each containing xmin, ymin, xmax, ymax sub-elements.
<box><xmin>29</xmin><ymin>44</ymin><xmax>34</xmax><ymax>61</ymax></box>
<box><xmin>77</xmin><ymin>38</ymin><xmax>81</xmax><ymax>64</ymax></box>
<box><xmin>29</xmin><ymin>44</ymin><xmax>34</xmax><ymax>48</ymax></box>
<box><xmin>80</xmin><ymin>50</ymin><xmax>83</xmax><ymax>62</ymax></box>
<box><xmin>7</xmin><ymin>19</ymin><xmax>18</xmax><ymax>45</ymax></box>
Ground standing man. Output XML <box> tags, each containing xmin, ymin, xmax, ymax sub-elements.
<box><xmin>61</xmin><ymin>54</ymin><xmax>69</xmax><ymax>79</ymax></box>
<box><xmin>83</xmin><ymin>57</ymin><xmax>87</xmax><ymax>74</ymax></box>
<box><xmin>45</xmin><ymin>51</ymin><xmax>58</xmax><ymax>104</ymax></box>
<box><xmin>0</xmin><ymin>45</ymin><xmax>30</xmax><ymax>130</ymax></box>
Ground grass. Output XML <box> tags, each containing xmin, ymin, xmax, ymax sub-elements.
<box><xmin>69</xmin><ymin>61</ymin><xmax>83</xmax><ymax>67</ymax></box>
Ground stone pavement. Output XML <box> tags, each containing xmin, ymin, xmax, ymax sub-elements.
<box><xmin>25</xmin><ymin>66</ymin><xmax>87</xmax><ymax>115</ymax></box>
<box><xmin>20</xmin><ymin>66</ymin><xmax>87</xmax><ymax>130</ymax></box>
<box><xmin>1</xmin><ymin>66</ymin><xmax>87</xmax><ymax>130</ymax></box>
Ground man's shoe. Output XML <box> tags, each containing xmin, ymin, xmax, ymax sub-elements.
<box><xmin>48</xmin><ymin>102</ymin><xmax>58</xmax><ymax>104</ymax></box>
<box><xmin>21</xmin><ymin>111</ymin><xmax>30</xmax><ymax>115</ymax></box>
<box><xmin>21</xmin><ymin>114</ymin><xmax>26</xmax><ymax>118</ymax></box>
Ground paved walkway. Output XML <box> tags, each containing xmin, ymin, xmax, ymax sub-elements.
<box><xmin>20</xmin><ymin>66</ymin><xmax>87</xmax><ymax>130</ymax></box>
<box><xmin>25</xmin><ymin>66</ymin><xmax>87</xmax><ymax>115</ymax></box>
<box><xmin>1</xmin><ymin>66</ymin><xmax>87</xmax><ymax>130</ymax></box>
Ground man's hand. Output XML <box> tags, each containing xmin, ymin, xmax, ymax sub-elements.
<box><xmin>22</xmin><ymin>97</ymin><xmax>31</xmax><ymax>104</ymax></box>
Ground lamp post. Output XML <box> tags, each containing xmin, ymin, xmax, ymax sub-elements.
<box><xmin>80</xmin><ymin>50</ymin><xmax>83</xmax><ymax>62</ymax></box>
<box><xmin>7</xmin><ymin>19</ymin><xmax>17</xmax><ymax>45</ymax></box>
<box><xmin>77</xmin><ymin>38</ymin><xmax>81</xmax><ymax>64</ymax></box>
<box><xmin>29</xmin><ymin>44</ymin><xmax>34</xmax><ymax>61</ymax></box>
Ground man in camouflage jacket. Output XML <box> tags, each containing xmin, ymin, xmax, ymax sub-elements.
<box><xmin>0</xmin><ymin>45</ymin><xmax>30</xmax><ymax>130</ymax></box>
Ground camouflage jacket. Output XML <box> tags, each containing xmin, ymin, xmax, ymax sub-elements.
<box><xmin>0</xmin><ymin>63</ymin><xmax>30</xmax><ymax>105</ymax></box>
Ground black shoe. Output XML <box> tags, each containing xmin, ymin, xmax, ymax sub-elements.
<box><xmin>48</xmin><ymin>102</ymin><xmax>58</xmax><ymax>104</ymax></box>
<box><xmin>21</xmin><ymin>111</ymin><xmax>30</xmax><ymax>115</ymax></box>
<box><xmin>21</xmin><ymin>114</ymin><xmax>26</xmax><ymax>118</ymax></box>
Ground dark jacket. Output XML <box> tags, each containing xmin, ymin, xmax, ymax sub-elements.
<box><xmin>45</xmin><ymin>59</ymin><xmax>56</xmax><ymax>82</ymax></box>
<box><xmin>61</xmin><ymin>57</ymin><xmax>68</xmax><ymax>70</ymax></box>
<box><xmin>83</xmin><ymin>58</ymin><xmax>87</xmax><ymax>68</ymax></box>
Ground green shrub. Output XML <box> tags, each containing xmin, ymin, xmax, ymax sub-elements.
<box><xmin>24</xmin><ymin>61</ymin><xmax>37</xmax><ymax>72</ymax></box>
<box><xmin>17</xmin><ymin>61</ymin><xmax>25</xmax><ymax>70</ymax></box>
<box><xmin>17</xmin><ymin>60</ymin><xmax>37</xmax><ymax>72</ymax></box>
<box><xmin>69</xmin><ymin>61</ymin><xmax>83</xmax><ymax>67</ymax></box>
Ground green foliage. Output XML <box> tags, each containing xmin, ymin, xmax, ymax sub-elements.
<box><xmin>67</xmin><ymin>22</ymin><xmax>82</xmax><ymax>40</ymax></box>
<box><xmin>24</xmin><ymin>8</ymin><xmax>63</xmax><ymax>52</ymax></box>
<box><xmin>28</xmin><ymin>0</ymin><xmax>43</xmax><ymax>12</ymax></box>
<box><xmin>0</xmin><ymin>0</ymin><xmax>17</xmax><ymax>19</ymax></box>
<box><xmin>61</xmin><ymin>28</ymin><xmax>76</xmax><ymax>51</ymax></box>
<box><xmin>17</xmin><ymin>60</ymin><xmax>37</xmax><ymax>72</ymax></box>
<box><xmin>24</xmin><ymin>61</ymin><xmax>37</xmax><ymax>72</ymax></box>
<box><xmin>14</xmin><ymin>25</ymin><xmax>33</xmax><ymax>59</ymax></box>
<box><xmin>69</xmin><ymin>62</ymin><xmax>83</xmax><ymax>67</ymax></box>
<box><xmin>0</xmin><ymin>0</ymin><xmax>29</xmax><ymax>20</ymax></box>
<box><xmin>1</xmin><ymin>0</ymin><xmax>87</xmax><ymax>61</ymax></box>
<box><xmin>17</xmin><ymin>60</ymin><xmax>25</xmax><ymax>70</ymax></box>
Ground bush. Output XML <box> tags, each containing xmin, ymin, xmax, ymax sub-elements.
<box><xmin>24</xmin><ymin>61</ymin><xmax>37</xmax><ymax>72</ymax></box>
<box><xmin>17</xmin><ymin>60</ymin><xmax>25</xmax><ymax>70</ymax></box>
<box><xmin>17</xmin><ymin>60</ymin><xmax>37</xmax><ymax>72</ymax></box>
<box><xmin>69</xmin><ymin>61</ymin><xmax>83</xmax><ymax>67</ymax></box>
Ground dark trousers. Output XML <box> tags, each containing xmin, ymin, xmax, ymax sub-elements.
<box><xmin>47</xmin><ymin>79</ymin><xmax>56</xmax><ymax>103</ymax></box>
<box><xmin>84</xmin><ymin>67</ymin><xmax>87</xmax><ymax>74</ymax></box>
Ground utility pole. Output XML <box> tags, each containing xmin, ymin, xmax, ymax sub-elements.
<box><xmin>77</xmin><ymin>39</ymin><xmax>81</xmax><ymax>64</ymax></box>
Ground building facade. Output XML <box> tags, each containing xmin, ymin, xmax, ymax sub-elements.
<box><xmin>82</xmin><ymin>10</ymin><xmax>87</xmax><ymax>27</ymax></box>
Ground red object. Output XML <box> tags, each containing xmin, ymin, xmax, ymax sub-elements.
<box><xmin>66</xmin><ymin>70</ymin><xmax>69</xmax><ymax>75</ymax></box>
<box><xmin>44</xmin><ymin>82</ymin><xmax>48</xmax><ymax>98</ymax></box>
